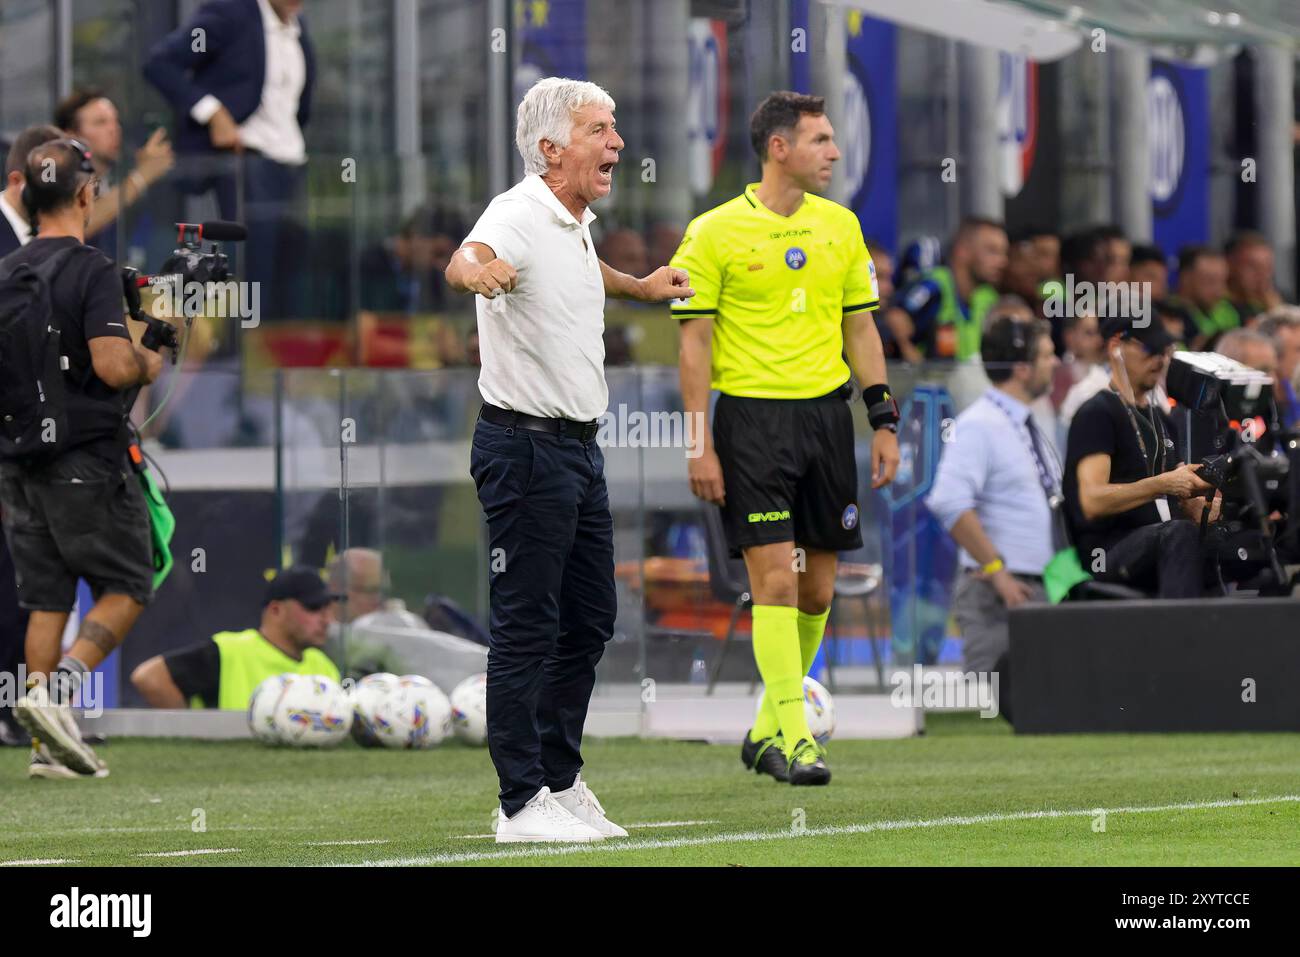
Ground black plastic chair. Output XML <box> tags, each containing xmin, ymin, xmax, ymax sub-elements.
<box><xmin>700</xmin><ymin>505</ymin><xmax>754</xmax><ymax>694</ymax></box>
<box><xmin>826</xmin><ymin>562</ymin><xmax>886</xmax><ymax>690</ymax></box>
<box><xmin>1068</xmin><ymin>578</ymin><xmax>1152</xmax><ymax>600</ymax></box>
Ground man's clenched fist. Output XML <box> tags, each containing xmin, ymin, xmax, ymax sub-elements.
<box><xmin>469</xmin><ymin>260</ymin><xmax>519</xmax><ymax>299</ymax></box>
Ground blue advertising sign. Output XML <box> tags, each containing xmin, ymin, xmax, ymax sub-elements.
<box><xmin>872</xmin><ymin>384</ymin><xmax>959</xmax><ymax>666</ymax></box>
<box><xmin>843</xmin><ymin>12</ymin><xmax>898</xmax><ymax>254</ymax></box>
<box><xmin>1150</xmin><ymin>60</ymin><xmax>1210</xmax><ymax>255</ymax></box>
<box><xmin>515</xmin><ymin>0</ymin><xmax>587</xmax><ymax>95</ymax></box>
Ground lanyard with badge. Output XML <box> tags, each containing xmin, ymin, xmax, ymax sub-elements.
<box><xmin>1109</xmin><ymin>387</ymin><xmax>1174</xmax><ymax>522</ymax></box>
<box><xmin>985</xmin><ymin>391</ymin><xmax>1067</xmax><ymax>547</ymax></box>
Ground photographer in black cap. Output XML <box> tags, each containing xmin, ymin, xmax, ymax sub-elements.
<box><xmin>0</xmin><ymin>137</ymin><xmax>162</xmax><ymax>779</ymax></box>
<box><xmin>1063</xmin><ymin>315</ymin><xmax>1218</xmax><ymax>597</ymax></box>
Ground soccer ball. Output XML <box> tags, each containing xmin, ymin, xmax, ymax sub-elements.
<box><xmin>449</xmin><ymin>672</ymin><xmax>488</xmax><ymax>746</ymax></box>
<box><xmin>368</xmin><ymin>675</ymin><xmax>453</xmax><ymax>749</ymax></box>
<box><xmin>753</xmin><ymin>675</ymin><xmax>836</xmax><ymax>747</ymax></box>
<box><xmin>350</xmin><ymin>672</ymin><xmax>401</xmax><ymax>748</ymax></box>
<box><xmin>248</xmin><ymin>673</ymin><xmax>298</xmax><ymax>744</ymax></box>
<box><xmin>272</xmin><ymin>674</ymin><xmax>353</xmax><ymax>747</ymax></box>
<box><xmin>803</xmin><ymin>676</ymin><xmax>835</xmax><ymax>746</ymax></box>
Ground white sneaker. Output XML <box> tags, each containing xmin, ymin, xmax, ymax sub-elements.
<box><xmin>28</xmin><ymin>738</ymin><xmax>109</xmax><ymax>780</ymax></box>
<box><xmin>552</xmin><ymin>774</ymin><xmax>628</xmax><ymax>838</ymax></box>
<box><xmin>14</xmin><ymin>681</ymin><xmax>104</xmax><ymax>777</ymax></box>
<box><xmin>495</xmin><ymin>787</ymin><xmax>605</xmax><ymax>844</ymax></box>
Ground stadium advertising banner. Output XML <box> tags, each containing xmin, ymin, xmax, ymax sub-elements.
<box><xmin>873</xmin><ymin>383</ymin><xmax>959</xmax><ymax>666</ymax></box>
<box><xmin>686</xmin><ymin>18</ymin><xmax>729</xmax><ymax>197</ymax></box>
<box><xmin>515</xmin><ymin>0</ymin><xmax>588</xmax><ymax>91</ymax></box>
<box><xmin>1150</xmin><ymin>59</ymin><xmax>1211</xmax><ymax>255</ymax></box>
<box><xmin>1001</xmin><ymin>53</ymin><xmax>1062</xmax><ymax>232</ymax></box>
<box><xmin>843</xmin><ymin>11</ymin><xmax>898</xmax><ymax>253</ymax></box>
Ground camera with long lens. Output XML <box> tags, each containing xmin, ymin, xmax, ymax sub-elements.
<box><xmin>120</xmin><ymin>221</ymin><xmax>247</xmax><ymax>360</ymax></box>
<box><xmin>1166</xmin><ymin>351</ymin><xmax>1299</xmax><ymax>590</ymax></box>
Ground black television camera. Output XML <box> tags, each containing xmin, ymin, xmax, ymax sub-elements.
<box><xmin>120</xmin><ymin>221</ymin><xmax>247</xmax><ymax>361</ymax></box>
<box><xmin>1166</xmin><ymin>351</ymin><xmax>1299</xmax><ymax>593</ymax></box>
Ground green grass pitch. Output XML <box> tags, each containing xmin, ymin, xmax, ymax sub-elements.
<box><xmin>1</xmin><ymin>714</ymin><xmax>1297</xmax><ymax>866</ymax></box>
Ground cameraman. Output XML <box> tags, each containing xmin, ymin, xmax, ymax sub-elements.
<box><xmin>1063</xmin><ymin>317</ymin><xmax>1216</xmax><ymax>598</ymax></box>
<box><xmin>0</xmin><ymin>138</ymin><xmax>161</xmax><ymax>779</ymax></box>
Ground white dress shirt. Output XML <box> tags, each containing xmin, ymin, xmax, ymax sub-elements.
<box><xmin>0</xmin><ymin>192</ymin><xmax>32</xmax><ymax>247</ymax></box>
<box><xmin>190</xmin><ymin>0</ymin><xmax>306</xmax><ymax>165</ymax></box>
<box><xmin>927</xmin><ymin>387</ymin><xmax>1061</xmax><ymax>575</ymax></box>
<box><xmin>464</xmin><ymin>175</ymin><xmax>607</xmax><ymax>421</ymax></box>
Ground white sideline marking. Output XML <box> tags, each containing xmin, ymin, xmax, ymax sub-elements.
<box><xmin>305</xmin><ymin>839</ymin><xmax>390</xmax><ymax>847</ymax></box>
<box><xmin>0</xmin><ymin>858</ymin><xmax>79</xmax><ymax>866</ymax></box>
<box><xmin>624</xmin><ymin>819</ymin><xmax>719</xmax><ymax>829</ymax></box>
<box><xmin>9</xmin><ymin>824</ymin><xmax>314</xmax><ymax>837</ymax></box>
<box><xmin>453</xmin><ymin>819</ymin><xmax>719</xmax><ymax>839</ymax></box>
<box><xmin>356</xmin><ymin>794</ymin><xmax>1300</xmax><ymax>866</ymax></box>
<box><xmin>136</xmin><ymin>848</ymin><xmax>241</xmax><ymax>858</ymax></box>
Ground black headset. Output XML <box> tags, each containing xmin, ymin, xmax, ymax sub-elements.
<box><xmin>20</xmin><ymin>137</ymin><xmax>96</xmax><ymax>220</ymax></box>
<box><xmin>981</xmin><ymin>313</ymin><xmax>1035</xmax><ymax>368</ymax></box>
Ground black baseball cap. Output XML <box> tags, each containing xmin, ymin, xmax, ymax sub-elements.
<box><xmin>1100</xmin><ymin>315</ymin><xmax>1175</xmax><ymax>355</ymax></box>
<box><xmin>263</xmin><ymin>566</ymin><xmax>342</xmax><ymax>610</ymax></box>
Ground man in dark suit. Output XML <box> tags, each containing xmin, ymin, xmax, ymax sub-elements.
<box><xmin>1</xmin><ymin>126</ymin><xmax>63</xmax><ymax>260</ymax></box>
<box><xmin>143</xmin><ymin>0</ymin><xmax>315</xmax><ymax>322</ymax></box>
<box><xmin>0</xmin><ymin>125</ymin><xmax>63</xmax><ymax>745</ymax></box>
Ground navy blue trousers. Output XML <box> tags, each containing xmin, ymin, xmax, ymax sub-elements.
<box><xmin>469</xmin><ymin>414</ymin><xmax>617</xmax><ymax>817</ymax></box>
<box><xmin>206</xmin><ymin>152</ymin><xmax>307</xmax><ymax>322</ymax></box>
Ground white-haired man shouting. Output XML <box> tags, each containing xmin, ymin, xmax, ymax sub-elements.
<box><xmin>446</xmin><ymin>77</ymin><xmax>692</xmax><ymax>843</ymax></box>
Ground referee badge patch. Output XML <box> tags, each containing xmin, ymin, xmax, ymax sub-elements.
<box><xmin>841</xmin><ymin>503</ymin><xmax>859</xmax><ymax>530</ymax></box>
<box><xmin>785</xmin><ymin>247</ymin><xmax>807</xmax><ymax>270</ymax></box>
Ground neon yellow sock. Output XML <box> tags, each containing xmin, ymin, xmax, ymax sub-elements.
<box><xmin>797</xmin><ymin>608</ymin><xmax>830</xmax><ymax>673</ymax></box>
<box><xmin>749</xmin><ymin>604</ymin><xmax>813</xmax><ymax>747</ymax></box>
<box><xmin>752</xmin><ymin>607</ymin><xmax>830</xmax><ymax>742</ymax></box>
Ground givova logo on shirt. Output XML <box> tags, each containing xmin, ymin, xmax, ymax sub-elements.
<box><xmin>748</xmin><ymin>510</ymin><xmax>791</xmax><ymax>523</ymax></box>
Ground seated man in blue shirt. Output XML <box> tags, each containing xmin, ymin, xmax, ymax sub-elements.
<box><xmin>928</xmin><ymin>315</ymin><xmax>1061</xmax><ymax>686</ymax></box>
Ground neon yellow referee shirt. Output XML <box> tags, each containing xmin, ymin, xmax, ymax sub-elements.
<box><xmin>669</xmin><ymin>182</ymin><xmax>880</xmax><ymax>399</ymax></box>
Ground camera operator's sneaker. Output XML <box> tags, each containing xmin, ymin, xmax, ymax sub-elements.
<box><xmin>787</xmin><ymin>738</ymin><xmax>831</xmax><ymax>786</ymax></box>
<box><xmin>551</xmin><ymin>774</ymin><xmax>628</xmax><ymax>838</ymax></box>
<box><xmin>741</xmin><ymin>729</ymin><xmax>790</xmax><ymax>782</ymax></box>
<box><xmin>495</xmin><ymin>786</ymin><xmax>605</xmax><ymax>843</ymax></box>
<box><xmin>14</xmin><ymin>680</ymin><xmax>103</xmax><ymax>777</ymax></box>
<box><xmin>28</xmin><ymin>737</ymin><xmax>109</xmax><ymax>780</ymax></box>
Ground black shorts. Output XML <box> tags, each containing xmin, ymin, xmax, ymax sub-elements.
<box><xmin>0</xmin><ymin>448</ymin><xmax>154</xmax><ymax>611</ymax></box>
<box><xmin>712</xmin><ymin>388</ymin><xmax>864</xmax><ymax>558</ymax></box>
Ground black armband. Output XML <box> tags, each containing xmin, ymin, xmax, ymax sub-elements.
<box><xmin>863</xmin><ymin>384</ymin><xmax>900</xmax><ymax>430</ymax></box>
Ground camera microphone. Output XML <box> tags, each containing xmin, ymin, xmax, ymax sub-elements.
<box><xmin>200</xmin><ymin>220</ymin><xmax>248</xmax><ymax>242</ymax></box>
<box><xmin>172</xmin><ymin>221</ymin><xmax>248</xmax><ymax>244</ymax></box>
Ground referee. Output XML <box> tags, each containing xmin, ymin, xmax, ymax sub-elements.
<box><xmin>671</xmin><ymin>92</ymin><xmax>900</xmax><ymax>786</ymax></box>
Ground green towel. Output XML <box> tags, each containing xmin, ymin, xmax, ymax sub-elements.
<box><xmin>1043</xmin><ymin>546</ymin><xmax>1091</xmax><ymax>604</ymax></box>
<box><xmin>138</xmin><ymin>467</ymin><xmax>175</xmax><ymax>589</ymax></box>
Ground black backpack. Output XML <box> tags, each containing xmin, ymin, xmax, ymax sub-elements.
<box><xmin>0</xmin><ymin>246</ymin><xmax>79</xmax><ymax>466</ymax></box>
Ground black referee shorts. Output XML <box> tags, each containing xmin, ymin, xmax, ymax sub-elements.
<box><xmin>712</xmin><ymin>386</ymin><xmax>864</xmax><ymax>558</ymax></box>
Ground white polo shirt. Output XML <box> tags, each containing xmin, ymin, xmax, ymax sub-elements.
<box><xmin>464</xmin><ymin>174</ymin><xmax>607</xmax><ymax>421</ymax></box>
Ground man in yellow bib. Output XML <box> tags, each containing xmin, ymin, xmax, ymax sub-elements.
<box><xmin>129</xmin><ymin>566</ymin><xmax>340</xmax><ymax>711</ymax></box>
<box><xmin>671</xmin><ymin>92</ymin><xmax>900</xmax><ymax>785</ymax></box>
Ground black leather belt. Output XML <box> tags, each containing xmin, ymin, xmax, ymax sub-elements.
<box><xmin>965</xmin><ymin>568</ymin><xmax>1043</xmax><ymax>583</ymax></box>
<box><xmin>480</xmin><ymin>403</ymin><xmax>599</xmax><ymax>441</ymax></box>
